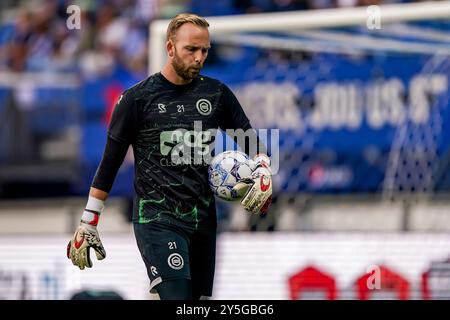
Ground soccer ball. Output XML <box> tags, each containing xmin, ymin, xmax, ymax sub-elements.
<box><xmin>208</xmin><ymin>150</ymin><xmax>254</xmax><ymax>201</ymax></box>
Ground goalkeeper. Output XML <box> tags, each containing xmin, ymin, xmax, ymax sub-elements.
<box><xmin>67</xmin><ymin>13</ymin><xmax>272</xmax><ymax>300</ymax></box>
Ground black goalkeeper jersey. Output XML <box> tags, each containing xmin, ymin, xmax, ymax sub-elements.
<box><xmin>104</xmin><ymin>72</ymin><xmax>252</xmax><ymax>231</ymax></box>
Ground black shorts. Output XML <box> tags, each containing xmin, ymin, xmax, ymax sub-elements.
<box><xmin>133</xmin><ymin>222</ymin><xmax>216</xmax><ymax>297</ymax></box>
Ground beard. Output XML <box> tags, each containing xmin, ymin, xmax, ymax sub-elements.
<box><xmin>172</xmin><ymin>50</ymin><xmax>202</xmax><ymax>81</ymax></box>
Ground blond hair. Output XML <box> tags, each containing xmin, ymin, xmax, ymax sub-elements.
<box><xmin>166</xmin><ymin>13</ymin><xmax>209</xmax><ymax>41</ymax></box>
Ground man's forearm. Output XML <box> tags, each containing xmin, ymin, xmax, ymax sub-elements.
<box><xmin>89</xmin><ymin>187</ymin><xmax>109</xmax><ymax>202</ymax></box>
<box><xmin>91</xmin><ymin>135</ymin><xmax>130</xmax><ymax>193</ymax></box>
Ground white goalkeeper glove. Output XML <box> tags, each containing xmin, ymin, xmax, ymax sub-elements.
<box><xmin>67</xmin><ymin>197</ymin><xmax>106</xmax><ymax>270</ymax></box>
<box><xmin>232</xmin><ymin>154</ymin><xmax>273</xmax><ymax>215</ymax></box>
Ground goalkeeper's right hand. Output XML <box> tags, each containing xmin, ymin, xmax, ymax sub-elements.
<box><xmin>67</xmin><ymin>221</ymin><xmax>106</xmax><ymax>270</ymax></box>
<box><xmin>66</xmin><ymin>197</ymin><xmax>106</xmax><ymax>270</ymax></box>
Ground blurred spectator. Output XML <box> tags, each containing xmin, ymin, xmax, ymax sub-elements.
<box><xmin>1</xmin><ymin>0</ymin><xmax>159</xmax><ymax>78</ymax></box>
<box><xmin>233</xmin><ymin>0</ymin><xmax>312</xmax><ymax>13</ymax></box>
<box><xmin>7</xmin><ymin>9</ymin><xmax>32</xmax><ymax>71</ymax></box>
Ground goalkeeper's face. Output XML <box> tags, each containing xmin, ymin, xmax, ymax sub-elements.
<box><xmin>170</xmin><ymin>23</ymin><xmax>210</xmax><ymax>81</ymax></box>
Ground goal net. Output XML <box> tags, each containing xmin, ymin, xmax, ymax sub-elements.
<box><xmin>149</xmin><ymin>2</ymin><xmax>450</xmax><ymax>231</ymax></box>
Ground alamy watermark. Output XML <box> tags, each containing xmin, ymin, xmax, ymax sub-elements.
<box><xmin>366</xmin><ymin>5</ymin><xmax>381</xmax><ymax>30</ymax></box>
<box><xmin>66</xmin><ymin>5</ymin><xmax>81</xmax><ymax>30</ymax></box>
<box><xmin>159</xmin><ymin>121</ymin><xmax>279</xmax><ymax>173</ymax></box>
<box><xmin>366</xmin><ymin>265</ymin><xmax>382</xmax><ymax>290</ymax></box>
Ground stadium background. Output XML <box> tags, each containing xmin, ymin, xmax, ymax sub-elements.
<box><xmin>1</xmin><ymin>0</ymin><xmax>450</xmax><ymax>299</ymax></box>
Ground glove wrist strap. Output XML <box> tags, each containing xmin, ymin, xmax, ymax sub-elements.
<box><xmin>81</xmin><ymin>196</ymin><xmax>104</xmax><ymax>226</ymax></box>
<box><xmin>254</xmin><ymin>154</ymin><xmax>271</xmax><ymax>168</ymax></box>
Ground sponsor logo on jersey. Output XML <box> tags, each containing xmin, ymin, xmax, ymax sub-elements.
<box><xmin>196</xmin><ymin>99</ymin><xmax>212</xmax><ymax>116</ymax></box>
<box><xmin>158</xmin><ymin>103</ymin><xmax>166</xmax><ymax>113</ymax></box>
<box><xmin>168</xmin><ymin>253</ymin><xmax>184</xmax><ymax>270</ymax></box>
<box><xmin>150</xmin><ymin>266</ymin><xmax>158</xmax><ymax>276</ymax></box>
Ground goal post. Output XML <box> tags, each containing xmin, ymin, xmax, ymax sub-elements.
<box><xmin>149</xmin><ymin>1</ymin><xmax>450</xmax><ymax>74</ymax></box>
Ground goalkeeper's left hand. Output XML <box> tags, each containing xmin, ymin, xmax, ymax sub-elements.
<box><xmin>232</xmin><ymin>154</ymin><xmax>273</xmax><ymax>214</ymax></box>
